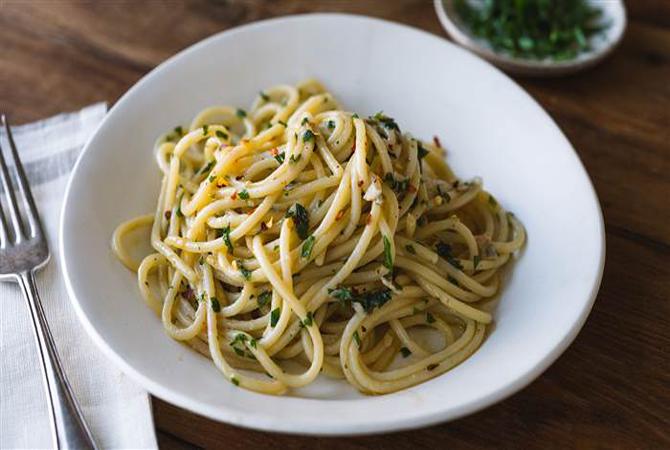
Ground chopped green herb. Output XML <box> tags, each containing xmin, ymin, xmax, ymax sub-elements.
<box><xmin>302</xmin><ymin>311</ymin><xmax>314</xmax><ymax>327</ymax></box>
<box><xmin>249</xmin><ymin>338</ymin><xmax>257</xmax><ymax>349</ymax></box>
<box><xmin>176</xmin><ymin>194</ymin><xmax>184</xmax><ymax>217</ymax></box>
<box><xmin>426</xmin><ymin>312</ymin><xmax>436</xmax><ymax>324</ymax></box>
<box><xmin>285</xmin><ymin>203</ymin><xmax>310</xmax><ymax>239</ymax></box>
<box><xmin>257</xmin><ymin>290</ymin><xmax>272</xmax><ymax>307</ymax></box>
<box><xmin>230</xmin><ymin>333</ymin><xmax>247</xmax><ymax>346</ymax></box>
<box><xmin>328</xmin><ymin>287</ymin><xmax>354</xmax><ymax>304</ymax></box>
<box><xmin>236</xmin><ymin>108</ymin><xmax>247</xmax><ymax>118</ymax></box>
<box><xmin>383</xmin><ymin>236</ymin><xmax>393</xmax><ymax>270</ymax></box>
<box><xmin>210</xmin><ymin>297</ymin><xmax>221</xmax><ymax>313</ymax></box>
<box><xmin>174</xmin><ymin>125</ymin><xmax>183</xmax><ymax>136</ymax></box>
<box><xmin>278</xmin><ymin>120</ymin><xmax>288</xmax><ymax>127</ymax></box>
<box><xmin>301</xmin><ymin>117</ymin><xmax>309</xmax><ymax>126</ymax></box>
<box><xmin>473</xmin><ymin>255</ymin><xmax>481</xmax><ymax>270</ymax></box>
<box><xmin>355</xmin><ymin>289</ymin><xmax>393</xmax><ymax>312</ymax></box>
<box><xmin>270</xmin><ymin>307</ymin><xmax>280</xmax><ymax>327</ymax></box>
<box><xmin>302</xmin><ymin>129</ymin><xmax>315</xmax><ymax>142</ymax></box>
<box><xmin>233</xmin><ymin>347</ymin><xmax>245</xmax><ymax>357</ymax></box>
<box><xmin>237</xmin><ymin>261</ymin><xmax>252</xmax><ymax>280</ymax></box>
<box><xmin>436</xmin><ymin>242</ymin><xmax>464</xmax><ymax>271</ymax></box>
<box><xmin>301</xmin><ymin>235</ymin><xmax>315</xmax><ymax>259</ymax></box>
<box><xmin>327</xmin><ymin>120</ymin><xmax>335</xmax><ymax>130</ymax></box>
<box><xmin>198</xmin><ymin>160</ymin><xmax>215</xmax><ymax>176</ymax></box>
<box><xmin>219</xmin><ymin>225</ymin><xmax>233</xmax><ymax>253</ymax></box>
<box><xmin>238</xmin><ymin>189</ymin><xmax>250</xmax><ymax>200</ymax></box>
<box><xmin>209</xmin><ymin>175</ymin><xmax>216</xmax><ymax>183</ymax></box>
<box><xmin>215</xmin><ymin>130</ymin><xmax>228</xmax><ymax>139</ymax></box>
<box><xmin>202</xmin><ymin>124</ymin><xmax>209</xmax><ymax>135</ymax></box>
<box><xmin>384</xmin><ymin>173</ymin><xmax>410</xmax><ymax>194</ymax></box>
<box><xmin>230</xmin><ymin>376</ymin><xmax>240</xmax><ymax>386</ymax></box>
<box><xmin>353</xmin><ymin>330</ymin><xmax>361</xmax><ymax>347</ymax></box>
<box><xmin>447</xmin><ymin>275</ymin><xmax>460</xmax><ymax>286</ymax></box>
<box><xmin>400</xmin><ymin>347</ymin><xmax>412</xmax><ymax>358</ymax></box>
<box><xmin>455</xmin><ymin>0</ymin><xmax>606</xmax><ymax>61</ymax></box>
<box><xmin>351</xmin><ymin>113</ymin><xmax>359</xmax><ymax>119</ymax></box>
<box><xmin>405</xmin><ymin>244</ymin><xmax>416</xmax><ymax>255</ymax></box>
<box><xmin>274</xmin><ymin>151</ymin><xmax>285</xmax><ymax>164</ymax></box>
<box><xmin>488</xmin><ymin>194</ymin><xmax>498</xmax><ymax>207</ymax></box>
<box><xmin>372</xmin><ymin>112</ymin><xmax>400</xmax><ymax>131</ymax></box>
<box><xmin>427</xmin><ymin>363</ymin><xmax>439</xmax><ymax>371</ymax></box>
<box><xmin>289</xmin><ymin>153</ymin><xmax>302</xmax><ymax>164</ymax></box>
<box><xmin>259</xmin><ymin>91</ymin><xmax>270</xmax><ymax>102</ymax></box>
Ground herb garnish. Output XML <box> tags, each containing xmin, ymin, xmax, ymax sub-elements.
<box><xmin>436</xmin><ymin>242</ymin><xmax>464</xmax><ymax>270</ymax></box>
<box><xmin>210</xmin><ymin>297</ymin><xmax>221</xmax><ymax>313</ymax></box>
<box><xmin>405</xmin><ymin>244</ymin><xmax>416</xmax><ymax>255</ymax></box>
<box><xmin>426</xmin><ymin>312</ymin><xmax>436</xmax><ymax>324</ymax></box>
<box><xmin>372</xmin><ymin>111</ymin><xmax>400</xmax><ymax>131</ymax></box>
<box><xmin>302</xmin><ymin>129</ymin><xmax>315</xmax><ymax>142</ymax></box>
<box><xmin>383</xmin><ymin>236</ymin><xmax>393</xmax><ymax>270</ymax></box>
<box><xmin>473</xmin><ymin>255</ymin><xmax>481</xmax><ymax>270</ymax></box>
<box><xmin>274</xmin><ymin>151</ymin><xmax>285</xmax><ymax>164</ymax></box>
<box><xmin>238</xmin><ymin>189</ymin><xmax>250</xmax><ymax>200</ymax></box>
<box><xmin>417</xmin><ymin>142</ymin><xmax>429</xmax><ymax>160</ymax></box>
<box><xmin>384</xmin><ymin>173</ymin><xmax>410</xmax><ymax>194</ymax></box>
<box><xmin>285</xmin><ymin>203</ymin><xmax>310</xmax><ymax>239</ymax></box>
<box><xmin>202</xmin><ymin>124</ymin><xmax>209</xmax><ymax>135</ymax></box>
<box><xmin>301</xmin><ymin>235</ymin><xmax>315</xmax><ymax>259</ymax></box>
<box><xmin>455</xmin><ymin>0</ymin><xmax>606</xmax><ymax>61</ymax></box>
<box><xmin>257</xmin><ymin>290</ymin><xmax>272</xmax><ymax>307</ymax></box>
<box><xmin>237</xmin><ymin>261</ymin><xmax>252</xmax><ymax>280</ymax></box>
<box><xmin>259</xmin><ymin>91</ymin><xmax>270</xmax><ymax>102</ymax></box>
<box><xmin>216</xmin><ymin>130</ymin><xmax>228</xmax><ymax>139</ymax></box>
<box><xmin>270</xmin><ymin>307</ymin><xmax>280</xmax><ymax>327</ymax></box>
<box><xmin>219</xmin><ymin>224</ymin><xmax>233</xmax><ymax>253</ymax></box>
<box><xmin>327</xmin><ymin>120</ymin><xmax>335</xmax><ymax>130</ymax></box>
<box><xmin>400</xmin><ymin>347</ymin><xmax>412</xmax><ymax>358</ymax></box>
<box><xmin>328</xmin><ymin>286</ymin><xmax>392</xmax><ymax>312</ymax></box>
<box><xmin>236</xmin><ymin>108</ymin><xmax>247</xmax><ymax>118</ymax></box>
<box><xmin>230</xmin><ymin>376</ymin><xmax>240</xmax><ymax>386</ymax></box>
<box><xmin>353</xmin><ymin>331</ymin><xmax>361</xmax><ymax>347</ymax></box>
<box><xmin>302</xmin><ymin>311</ymin><xmax>314</xmax><ymax>327</ymax></box>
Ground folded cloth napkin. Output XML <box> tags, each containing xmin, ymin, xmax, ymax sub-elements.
<box><xmin>0</xmin><ymin>105</ymin><xmax>158</xmax><ymax>449</ymax></box>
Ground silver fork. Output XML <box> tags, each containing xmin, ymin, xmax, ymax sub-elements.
<box><xmin>0</xmin><ymin>115</ymin><xmax>98</xmax><ymax>449</ymax></box>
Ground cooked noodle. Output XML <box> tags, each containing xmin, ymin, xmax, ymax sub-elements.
<box><xmin>112</xmin><ymin>79</ymin><xmax>525</xmax><ymax>395</ymax></box>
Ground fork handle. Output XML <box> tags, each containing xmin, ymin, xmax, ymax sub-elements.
<box><xmin>19</xmin><ymin>271</ymin><xmax>98</xmax><ymax>450</ymax></box>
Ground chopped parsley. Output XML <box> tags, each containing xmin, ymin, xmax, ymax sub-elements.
<box><xmin>259</xmin><ymin>91</ymin><xmax>270</xmax><ymax>102</ymax></box>
<box><xmin>488</xmin><ymin>194</ymin><xmax>498</xmax><ymax>207</ymax></box>
<box><xmin>274</xmin><ymin>151</ymin><xmax>285</xmax><ymax>164</ymax></box>
<box><xmin>285</xmin><ymin>203</ymin><xmax>310</xmax><ymax>239</ymax></box>
<box><xmin>230</xmin><ymin>333</ymin><xmax>247</xmax><ymax>347</ymax></box>
<box><xmin>238</xmin><ymin>189</ymin><xmax>250</xmax><ymax>200</ymax></box>
<box><xmin>351</xmin><ymin>113</ymin><xmax>359</xmax><ymax>119</ymax></box>
<box><xmin>400</xmin><ymin>347</ymin><xmax>412</xmax><ymax>358</ymax></box>
<box><xmin>230</xmin><ymin>376</ymin><xmax>240</xmax><ymax>386</ymax></box>
<box><xmin>236</xmin><ymin>108</ymin><xmax>247</xmax><ymax>118</ymax></box>
<box><xmin>218</xmin><ymin>225</ymin><xmax>233</xmax><ymax>253</ymax></box>
<box><xmin>436</xmin><ymin>242</ymin><xmax>464</xmax><ymax>271</ymax></box>
<box><xmin>289</xmin><ymin>153</ymin><xmax>301</xmax><ymax>164</ymax></box>
<box><xmin>257</xmin><ymin>290</ymin><xmax>272</xmax><ymax>307</ymax></box>
<box><xmin>176</xmin><ymin>194</ymin><xmax>184</xmax><ymax>218</ymax></box>
<box><xmin>202</xmin><ymin>124</ymin><xmax>209</xmax><ymax>135</ymax></box>
<box><xmin>174</xmin><ymin>125</ymin><xmax>183</xmax><ymax>136</ymax></box>
<box><xmin>278</xmin><ymin>120</ymin><xmax>288</xmax><ymax>127</ymax></box>
<box><xmin>301</xmin><ymin>117</ymin><xmax>309</xmax><ymax>126</ymax></box>
<box><xmin>384</xmin><ymin>173</ymin><xmax>410</xmax><ymax>194</ymax></box>
<box><xmin>473</xmin><ymin>255</ymin><xmax>481</xmax><ymax>270</ymax></box>
<box><xmin>327</xmin><ymin>120</ymin><xmax>335</xmax><ymax>130</ymax></box>
<box><xmin>328</xmin><ymin>287</ymin><xmax>354</xmax><ymax>304</ymax></box>
<box><xmin>405</xmin><ymin>244</ymin><xmax>416</xmax><ymax>255</ymax></box>
<box><xmin>198</xmin><ymin>160</ymin><xmax>215</xmax><ymax>175</ymax></box>
<box><xmin>216</xmin><ymin>130</ymin><xmax>228</xmax><ymax>139</ymax></box>
<box><xmin>353</xmin><ymin>330</ymin><xmax>361</xmax><ymax>347</ymax></box>
<box><xmin>328</xmin><ymin>286</ymin><xmax>392</xmax><ymax>312</ymax></box>
<box><xmin>270</xmin><ymin>307</ymin><xmax>280</xmax><ymax>327</ymax></box>
<box><xmin>302</xmin><ymin>129</ymin><xmax>315</xmax><ymax>142</ymax></box>
<box><xmin>426</xmin><ymin>312</ymin><xmax>436</xmax><ymax>324</ymax></box>
<box><xmin>301</xmin><ymin>235</ymin><xmax>315</xmax><ymax>259</ymax></box>
<box><xmin>237</xmin><ymin>261</ymin><xmax>252</xmax><ymax>280</ymax></box>
<box><xmin>383</xmin><ymin>236</ymin><xmax>393</xmax><ymax>270</ymax></box>
<box><xmin>210</xmin><ymin>297</ymin><xmax>221</xmax><ymax>313</ymax></box>
<box><xmin>372</xmin><ymin>111</ymin><xmax>400</xmax><ymax>131</ymax></box>
<box><xmin>302</xmin><ymin>311</ymin><xmax>314</xmax><ymax>327</ymax></box>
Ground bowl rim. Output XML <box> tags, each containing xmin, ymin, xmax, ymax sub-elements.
<box><xmin>433</xmin><ymin>0</ymin><xmax>628</xmax><ymax>76</ymax></box>
<box><xmin>59</xmin><ymin>12</ymin><xmax>606</xmax><ymax>435</ymax></box>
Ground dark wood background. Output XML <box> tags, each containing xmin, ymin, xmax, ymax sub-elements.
<box><xmin>2</xmin><ymin>1</ymin><xmax>669</xmax><ymax>448</ymax></box>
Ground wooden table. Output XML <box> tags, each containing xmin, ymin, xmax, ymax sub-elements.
<box><xmin>2</xmin><ymin>1</ymin><xmax>669</xmax><ymax>448</ymax></box>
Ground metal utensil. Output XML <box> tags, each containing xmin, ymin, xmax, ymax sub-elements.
<box><xmin>0</xmin><ymin>115</ymin><xmax>98</xmax><ymax>449</ymax></box>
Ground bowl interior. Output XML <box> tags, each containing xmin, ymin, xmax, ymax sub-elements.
<box><xmin>61</xmin><ymin>14</ymin><xmax>604</xmax><ymax>434</ymax></box>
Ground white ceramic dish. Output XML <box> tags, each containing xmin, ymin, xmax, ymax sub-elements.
<box><xmin>434</xmin><ymin>0</ymin><xmax>627</xmax><ymax>76</ymax></box>
<box><xmin>60</xmin><ymin>14</ymin><xmax>605</xmax><ymax>435</ymax></box>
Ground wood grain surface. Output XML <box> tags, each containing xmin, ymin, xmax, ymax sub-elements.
<box><xmin>2</xmin><ymin>1</ymin><xmax>669</xmax><ymax>448</ymax></box>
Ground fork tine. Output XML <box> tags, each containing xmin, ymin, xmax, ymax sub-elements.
<box><xmin>2</xmin><ymin>115</ymin><xmax>42</xmax><ymax>239</ymax></box>
<box><xmin>0</xmin><ymin>191</ymin><xmax>8</xmax><ymax>247</ymax></box>
<box><xmin>0</xmin><ymin>123</ymin><xmax>26</xmax><ymax>244</ymax></box>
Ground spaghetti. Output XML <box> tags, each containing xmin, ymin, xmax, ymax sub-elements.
<box><xmin>112</xmin><ymin>80</ymin><xmax>525</xmax><ymax>395</ymax></box>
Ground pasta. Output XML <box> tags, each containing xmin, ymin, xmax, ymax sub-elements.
<box><xmin>112</xmin><ymin>80</ymin><xmax>525</xmax><ymax>395</ymax></box>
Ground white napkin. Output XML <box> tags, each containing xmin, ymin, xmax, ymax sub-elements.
<box><xmin>0</xmin><ymin>105</ymin><xmax>158</xmax><ymax>450</ymax></box>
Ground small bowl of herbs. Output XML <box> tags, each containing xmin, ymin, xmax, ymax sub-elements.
<box><xmin>434</xmin><ymin>0</ymin><xmax>626</xmax><ymax>76</ymax></box>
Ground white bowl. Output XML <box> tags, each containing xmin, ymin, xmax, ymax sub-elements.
<box><xmin>434</xmin><ymin>0</ymin><xmax>627</xmax><ymax>76</ymax></box>
<box><xmin>60</xmin><ymin>14</ymin><xmax>605</xmax><ymax>435</ymax></box>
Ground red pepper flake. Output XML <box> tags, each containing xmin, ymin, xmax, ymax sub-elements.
<box><xmin>335</xmin><ymin>210</ymin><xmax>344</xmax><ymax>221</ymax></box>
<box><xmin>247</xmin><ymin>207</ymin><xmax>257</xmax><ymax>215</ymax></box>
<box><xmin>270</xmin><ymin>147</ymin><xmax>279</xmax><ymax>156</ymax></box>
<box><xmin>357</xmin><ymin>180</ymin><xmax>364</xmax><ymax>187</ymax></box>
<box><xmin>231</xmin><ymin>191</ymin><xmax>238</xmax><ymax>200</ymax></box>
<box><xmin>433</xmin><ymin>136</ymin><xmax>442</xmax><ymax>148</ymax></box>
<box><xmin>164</xmin><ymin>210</ymin><xmax>172</xmax><ymax>220</ymax></box>
<box><xmin>407</xmin><ymin>184</ymin><xmax>417</xmax><ymax>193</ymax></box>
